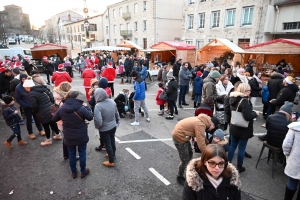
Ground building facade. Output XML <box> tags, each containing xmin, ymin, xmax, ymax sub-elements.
<box><xmin>104</xmin><ymin>0</ymin><xmax>183</xmax><ymax>49</ymax></box>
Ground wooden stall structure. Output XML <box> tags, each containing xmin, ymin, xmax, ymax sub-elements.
<box><xmin>30</xmin><ymin>43</ymin><xmax>69</xmax><ymax>59</ymax></box>
<box><xmin>236</xmin><ymin>38</ymin><xmax>300</xmax><ymax>76</ymax></box>
<box><xmin>117</xmin><ymin>40</ymin><xmax>143</xmax><ymax>56</ymax></box>
<box><xmin>197</xmin><ymin>38</ymin><xmax>245</xmax><ymax>65</ymax></box>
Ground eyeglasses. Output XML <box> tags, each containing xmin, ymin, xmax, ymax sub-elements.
<box><xmin>246</xmin><ymin>89</ymin><xmax>251</xmax><ymax>92</ymax></box>
<box><xmin>207</xmin><ymin>161</ymin><xmax>227</xmax><ymax>168</ymax></box>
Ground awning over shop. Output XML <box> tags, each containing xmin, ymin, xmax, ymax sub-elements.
<box><xmin>82</xmin><ymin>46</ymin><xmax>131</xmax><ymax>51</ymax></box>
<box><xmin>199</xmin><ymin>38</ymin><xmax>245</xmax><ymax>53</ymax></box>
<box><xmin>117</xmin><ymin>40</ymin><xmax>143</xmax><ymax>50</ymax></box>
<box><xmin>150</xmin><ymin>41</ymin><xmax>196</xmax><ymax>50</ymax></box>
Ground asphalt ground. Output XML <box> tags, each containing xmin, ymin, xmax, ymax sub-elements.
<box><xmin>0</xmin><ymin>72</ymin><xmax>289</xmax><ymax>200</ymax></box>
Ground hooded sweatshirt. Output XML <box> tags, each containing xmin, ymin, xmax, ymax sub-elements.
<box><xmin>172</xmin><ymin>114</ymin><xmax>211</xmax><ymax>153</ymax></box>
<box><xmin>94</xmin><ymin>88</ymin><xmax>120</xmax><ymax>132</ymax></box>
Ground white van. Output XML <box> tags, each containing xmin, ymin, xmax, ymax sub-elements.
<box><xmin>0</xmin><ymin>47</ymin><xmax>32</xmax><ymax>59</ymax></box>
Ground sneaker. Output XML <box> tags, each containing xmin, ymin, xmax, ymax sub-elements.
<box><xmin>81</xmin><ymin>168</ymin><xmax>90</xmax><ymax>178</ymax></box>
<box><xmin>253</xmin><ymin>118</ymin><xmax>257</xmax><ymax>121</ymax></box>
<box><xmin>103</xmin><ymin>161</ymin><xmax>115</xmax><ymax>167</ymax></box>
<box><xmin>237</xmin><ymin>165</ymin><xmax>246</xmax><ymax>173</ymax></box>
<box><xmin>166</xmin><ymin>115</ymin><xmax>174</xmax><ymax>120</ymax></box>
<box><xmin>244</xmin><ymin>152</ymin><xmax>252</xmax><ymax>158</ymax></box>
<box><xmin>31</xmin><ymin>119</ymin><xmax>35</xmax><ymax>123</ymax></box>
<box><xmin>40</xmin><ymin>139</ymin><xmax>52</xmax><ymax>146</ymax></box>
<box><xmin>178</xmin><ymin>105</ymin><xmax>183</xmax><ymax>108</ymax></box>
<box><xmin>4</xmin><ymin>141</ymin><xmax>12</xmax><ymax>149</ymax></box>
<box><xmin>28</xmin><ymin>133</ymin><xmax>36</xmax><ymax>140</ymax></box>
<box><xmin>158</xmin><ymin>110</ymin><xmax>164</xmax><ymax>116</ymax></box>
<box><xmin>39</xmin><ymin>131</ymin><xmax>46</xmax><ymax>136</ymax></box>
<box><xmin>176</xmin><ymin>176</ymin><xmax>185</xmax><ymax>185</ymax></box>
<box><xmin>261</xmin><ymin>124</ymin><xmax>266</xmax><ymax>128</ymax></box>
<box><xmin>72</xmin><ymin>171</ymin><xmax>78</xmax><ymax>179</ymax></box>
<box><xmin>146</xmin><ymin>118</ymin><xmax>150</xmax><ymax>122</ymax></box>
<box><xmin>95</xmin><ymin>145</ymin><xmax>106</xmax><ymax>151</ymax></box>
<box><xmin>131</xmin><ymin>121</ymin><xmax>140</xmax><ymax>126</ymax></box>
<box><xmin>182</xmin><ymin>103</ymin><xmax>189</xmax><ymax>106</ymax></box>
<box><xmin>53</xmin><ymin>134</ymin><xmax>62</xmax><ymax>140</ymax></box>
<box><xmin>19</xmin><ymin>120</ymin><xmax>25</xmax><ymax>125</ymax></box>
<box><xmin>18</xmin><ymin>140</ymin><xmax>28</xmax><ymax>146</ymax></box>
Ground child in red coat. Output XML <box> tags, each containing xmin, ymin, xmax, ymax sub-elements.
<box><xmin>82</xmin><ymin>64</ymin><xmax>96</xmax><ymax>100</ymax></box>
<box><xmin>156</xmin><ymin>82</ymin><xmax>166</xmax><ymax>115</ymax></box>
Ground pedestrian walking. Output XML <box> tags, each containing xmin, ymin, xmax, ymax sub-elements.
<box><xmin>156</xmin><ymin>82</ymin><xmax>166</xmax><ymax>116</ymax></box>
<box><xmin>193</xmin><ymin>71</ymin><xmax>203</xmax><ymax>108</ymax></box>
<box><xmin>82</xmin><ymin>64</ymin><xmax>96</xmax><ymax>101</ymax></box>
<box><xmin>165</xmin><ymin>69</ymin><xmax>178</xmax><ymax>119</ymax></box>
<box><xmin>64</xmin><ymin>55</ymin><xmax>74</xmax><ymax>78</ymax></box>
<box><xmin>139</xmin><ymin>64</ymin><xmax>148</xmax><ymax>91</ymax></box>
<box><xmin>42</xmin><ymin>56</ymin><xmax>53</xmax><ymax>85</ymax></box>
<box><xmin>51</xmin><ymin>64</ymin><xmax>72</xmax><ymax>87</ymax></box>
<box><xmin>178</xmin><ymin>62</ymin><xmax>192</xmax><ymax>108</ymax></box>
<box><xmin>102</xmin><ymin>62</ymin><xmax>117</xmax><ymax>97</ymax></box>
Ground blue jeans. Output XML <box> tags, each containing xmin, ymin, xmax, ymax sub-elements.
<box><xmin>67</xmin><ymin>144</ymin><xmax>87</xmax><ymax>174</ymax></box>
<box><xmin>179</xmin><ymin>85</ymin><xmax>189</xmax><ymax>105</ymax></box>
<box><xmin>287</xmin><ymin>176</ymin><xmax>299</xmax><ymax>191</ymax></box>
<box><xmin>194</xmin><ymin>93</ymin><xmax>202</xmax><ymax>103</ymax></box>
<box><xmin>228</xmin><ymin>135</ymin><xmax>248</xmax><ymax>166</ymax></box>
<box><xmin>100</xmin><ymin>127</ymin><xmax>116</xmax><ymax>163</ymax></box>
<box><xmin>8</xmin><ymin>124</ymin><xmax>22</xmax><ymax>142</ymax></box>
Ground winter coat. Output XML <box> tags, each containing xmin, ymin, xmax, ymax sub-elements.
<box><xmin>42</xmin><ymin>61</ymin><xmax>53</xmax><ymax>72</ymax></box>
<box><xmin>114</xmin><ymin>92</ymin><xmax>127</xmax><ymax>114</ymax></box>
<box><xmin>271</xmin><ymin>83</ymin><xmax>298</xmax><ymax>108</ymax></box>
<box><xmin>94</xmin><ymin>88</ymin><xmax>120</xmax><ymax>132</ymax></box>
<box><xmin>133</xmin><ymin>77</ymin><xmax>146</xmax><ymax>101</ymax></box>
<box><xmin>202</xmin><ymin>70</ymin><xmax>209</xmax><ymax>79</ymax></box>
<box><xmin>216</xmin><ymin>80</ymin><xmax>233</xmax><ymax>109</ymax></box>
<box><xmin>156</xmin><ymin>88</ymin><xmax>166</xmax><ymax>105</ymax></box>
<box><xmin>224</xmin><ymin>88</ymin><xmax>235</xmax><ymax>123</ymax></box>
<box><xmin>261</xmin><ymin>86</ymin><xmax>269</xmax><ymax>103</ymax></box>
<box><xmin>82</xmin><ymin>69</ymin><xmax>96</xmax><ymax>87</ymax></box>
<box><xmin>166</xmin><ymin>78</ymin><xmax>178</xmax><ymax>101</ymax></box>
<box><xmin>201</xmin><ymin>77</ymin><xmax>218</xmax><ymax>110</ymax></box>
<box><xmin>53</xmin><ymin>98</ymin><xmax>93</xmax><ymax>146</ymax></box>
<box><xmin>157</xmin><ymin>68</ymin><xmax>163</xmax><ymax>82</ymax></box>
<box><xmin>245</xmin><ymin>64</ymin><xmax>253</xmax><ymax>76</ymax></box>
<box><xmin>2</xmin><ymin>104</ymin><xmax>21</xmax><ymax>126</ymax></box>
<box><xmin>51</xmin><ymin>71</ymin><xmax>72</xmax><ymax>87</ymax></box>
<box><xmin>132</xmin><ymin>65</ymin><xmax>141</xmax><ymax>72</ymax></box>
<box><xmin>173</xmin><ymin>61</ymin><xmax>181</xmax><ymax>77</ymax></box>
<box><xmin>267</xmin><ymin>72</ymin><xmax>284</xmax><ymax>101</ymax></box>
<box><xmin>283</xmin><ymin>122</ymin><xmax>300</xmax><ymax>180</ymax></box>
<box><xmin>15</xmin><ymin>82</ymin><xmax>31</xmax><ymax>108</ymax></box>
<box><xmin>183</xmin><ymin>158</ymin><xmax>241</xmax><ymax>200</ymax></box>
<box><xmin>172</xmin><ymin>114</ymin><xmax>211</xmax><ymax>153</ymax></box>
<box><xmin>22</xmin><ymin>60</ymin><xmax>34</xmax><ymax>75</ymax></box>
<box><xmin>249</xmin><ymin>77</ymin><xmax>262</xmax><ymax>97</ymax></box>
<box><xmin>124</xmin><ymin>59</ymin><xmax>132</xmax><ymax>72</ymax></box>
<box><xmin>102</xmin><ymin>66</ymin><xmax>116</xmax><ymax>83</ymax></box>
<box><xmin>0</xmin><ymin>72</ymin><xmax>13</xmax><ymax>95</ymax></box>
<box><xmin>179</xmin><ymin>67</ymin><xmax>191</xmax><ymax>86</ymax></box>
<box><xmin>229</xmin><ymin>92</ymin><xmax>257</xmax><ymax>140</ymax></box>
<box><xmin>139</xmin><ymin>66</ymin><xmax>148</xmax><ymax>80</ymax></box>
<box><xmin>10</xmin><ymin>77</ymin><xmax>21</xmax><ymax>98</ymax></box>
<box><xmin>53</xmin><ymin>90</ymin><xmax>68</xmax><ymax>131</ymax></box>
<box><xmin>162</xmin><ymin>71</ymin><xmax>168</xmax><ymax>84</ymax></box>
<box><xmin>29</xmin><ymin>85</ymin><xmax>54</xmax><ymax>124</ymax></box>
<box><xmin>194</xmin><ymin>76</ymin><xmax>203</xmax><ymax>95</ymax></box>
<box><xmin>266</xmin><ymin>111</ymin><xmax>290</xmax><ymax>148</ymax></box>
<box><xmin>212</xmin><ymin>137</ymin><xmax>230</xmax><ymax>152</ymax></box>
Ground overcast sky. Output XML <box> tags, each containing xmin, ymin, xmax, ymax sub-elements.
<box><xmin>0</xmin><ymin>0</ymin><xmax>122</xmax><ymax>28</ymax></box>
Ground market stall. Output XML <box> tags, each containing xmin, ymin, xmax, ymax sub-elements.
<box><xmin>197</xmin><ymin>38</ymin><xmax>245</xmax><ymax>65</ymax></box>
<box><xmin>117</xmin><ymin>40</ymin><xmax>143</xmax><ymax>56</ymax></box>
<box><xmin>236</xmin><ymin>38</ymin><xmax>300</xmax><ymax>77</ymax></box>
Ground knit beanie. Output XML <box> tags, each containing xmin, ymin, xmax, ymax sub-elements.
<box><xmin>280</xmin><ymin>101</ymin><xmax>294</xmax><ymax>115</ymax></box>
<box><xmin>19</xmin><ymin>73</ymin><xmax>28</xmax><ymax>80</ymax></box>
<box><xmin>131</xmin><ymin>70</ymin><xmax>138</xmax><ymax>77</ymax></box>
<box><xmin>207</xmin><ymin>63</ymin><xmax>214</xmax><ymax>69</ymax></box>
<box><xmin>213</xmin><ymin>129</ymin><xmax>225</xmax><ymax>140</ymax></box>
<box><xmin>3</xmin><ymin>96</ymin><xmax>14</xmax><ymax>105</ymax></box>
<box><xmin>98</xmin><ymin>77</ymin><xmax>108</xmax><ymax>89</ymax></box>
<box><xmin>209</xmin><ymin>71</ymin><xmax>221</xmax><ymax>79</ymax></box>
<box><xmin>23</xmin><ymin>77</ymin><xmax>35</xmax><ymax>87</ymax></box>
<box><xmin>211</xmin><ymin>116</ymin><xmax>219</xmax><ymax>127</ymax></box>
<box><xmin>196</xmin><ymin>71</ymin><xmax>202</xmax><ymax>76</ymax></box>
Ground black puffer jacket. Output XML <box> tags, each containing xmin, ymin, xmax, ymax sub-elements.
<box><xmin>267</xmin><ymin>72</ymin><xmax>284</xmax><ymax>100</ymax></box>
<box><xmin>271</xmin><ymin>83</ymin><xmax>298</xmax><ymax>108</ymax></box>
<box><xmin>2</xmin><ymin>104</ymin><xmax>21</xmax><ymax>126</ymax></box>
<box><xmin>173</xmin><ymin>61</ymin><xmax>181</xmax><ymax>77</ymax></box>
<box><xmin>224</xmin><ymin>88</ymin><xmax>235</xmax><ymax>123</ymax></box>
<box><xmin>166</xmin><ymin>78</ymin><xmax>178</xmax><ymax>101</ymax></box>
<box><xmin>229</xmin><ymin>92</ymin><xmax>257</xmax><ymax>140</ymax></box>
<box><xmin>29</xmin><ymin>85</ymin><xmax>54</xmax><ymax>124</ymax></box>
<box><xmin>114</xmin><ymin>92</ymin><xmax>127</xmax><ymax>114</ymax></box>
<box><xmin>266</xmin><ymin>111</ymin><xmax>290</xmax><ymax>148</ymax></box>
<box><xmin>0</xmin><ymin>72</ymin><xmax>13</xmax><ymax>95</ymax></box>
<box><xmin>249</xmin><ymin>78</ymin><xmax>262</xmax><ymax>97</ymax></box>
<box><xmin>245</xmin><ymin>64</ymin><xmax>254</xmax><ymax>76</ymax></box>
<box><xmin>10</xmin><ymin>78</ymin><xmax>21</xmax><ymax>98</ymax></box>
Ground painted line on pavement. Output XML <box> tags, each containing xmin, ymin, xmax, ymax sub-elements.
<box><xmin>149</xmin><ymin>168</ymin><xmax>171</xmax><ymax>186</ymax></box>
<box><xmin>119</xmin><ymin>138</ymin><xmax>173</xmax><ymax>144</ymax></box>
<box><xmin>147</xmin><ymin>107</ymin><xmax>195</xmax><ymax>112</ymax></box>
<box><xmin>115</xmin><ymin>136</ymin><xmax>120</xmax><ymax>142</ymax></box>
<box><xmin>253</xmin><ymin>133</ymin><xmax>266</xmax><ymax>136</ymax></box>
<box><xmin>125</xmin><ymin>148</ymin><xmax>141</xmax><ymax>159</ymax></box>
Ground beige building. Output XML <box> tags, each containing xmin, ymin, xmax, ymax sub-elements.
<box><xmin>104</xmin><ymin>0</ymin><xmax>183</xmax><ymax>49</ymax></box>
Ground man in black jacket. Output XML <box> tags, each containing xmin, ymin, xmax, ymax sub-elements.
<box><xmin>245</xmin><ymin>60</ymin><xmax>255</xmax><ymax>76</ymax></box>
<box><xmin>0</xmin><ymin>69</ymin><xmax>13</xmax><ymax>99</ymax></box>
<box><xmin>22</xmin><ymin>56</ymin><xmax>34</xmax><ymax>75</ymax></box>
<box><xmin>124</xmin><ymin>55</ymin><xmax>133</xmax><ymax>83</ymax></box>
<box><xmin>10</xmin><ymin>68</ymin><xmax>24</xmax><ymax>124</ymax></box>
<box><xmin>172</xmin><ymin>59</ymin><xmax>182</xmax><ymax>83</ymax></box>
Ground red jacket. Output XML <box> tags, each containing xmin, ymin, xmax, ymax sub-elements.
<box><xmin>102</xmin><ymin>67</ymin><xmax>116</xmax><ymax>82</ymax></box>
<box><xmin>51</xmin><ymin>71</ymin><xmax>72</xmax><ymax>87</ymax></box>
<box><xmin>82</xmin><ymin>69</ymin><xmax>96</xmax><ymax>87</ymax></box>
<box><xmin>156</xmin><ymin>88</ymin><xmax>166</xmax><ymax>105</ymax></box>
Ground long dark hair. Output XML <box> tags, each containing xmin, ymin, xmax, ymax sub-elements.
<box><xmin>195</xmin><ymin>144</ymin><xmax>232</xmax><ymax>179</ymax></box>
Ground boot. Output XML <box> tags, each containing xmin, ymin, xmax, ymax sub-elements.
<box><xmin>39</xmin><ymin>130</ymin><xmax>45</xmax><ymax>136</ymax></box>
<box><xmin>18</xmin><ymin>140</ymin><xmax>28</xmax><ymax>146</ymax></box>
<box><xmin>120</xmin><ymin>78</ymin><xmax>124</xmax><ymax>84</ymax></box>
<box><xmin>4</xmin><ymin>141</ymin><xmax>12</xmax><ymax>149</ymax></box>
<box><xmin>284</xmin><ymin>186</ymin><xmax>296</xmax><ymax>200</ymax></box>
<box><xmin>81</xmin><ymin>168</ymin><xmax>90</xmax><ymax>178</ymax></box>
<box><xmin>28</xmin><ymin>133</ymin><xmax>36</xmax><ymax>140</ymax></box>
<box><xmin>103</xmin><ymin>161</ymin><xmax>115</xmax><ymax>167</ymax></box>
<box><xmin>237</xmin><ymin>165</ymin><xmax>246</xmax><ymax>173</ymax></box>
<box><xmin>197</xmin><ymin>103</ymin><xmax>200</xmax><ymax>107</ymax></box>
<box><xmin>194</xmin><ymin>102</ymin><xmax>197</xmax><ymax>108</ymax></box>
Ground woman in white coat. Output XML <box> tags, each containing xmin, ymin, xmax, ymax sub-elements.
<box><xmin>283</xmin><ymin>121</ymin><xmax>300</xmax><ymax>200</ymax></box>
<box><xmin>216</xmin><ymin>75</ymin><xmax>233</xmax><ymax>131</ymax></box>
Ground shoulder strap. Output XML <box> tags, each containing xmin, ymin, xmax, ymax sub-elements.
<box><xmin>236</xmin><ymin>98</ymin><xmax>245</xmax><ymax>111</ymax></box>
<box><xmin>74</xmin><ymin>110</ymin><xmax>84</xmax><ymax>121</ymax></box>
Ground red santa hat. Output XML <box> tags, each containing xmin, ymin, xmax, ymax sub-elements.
<box><xmin>196</xmin><ymin>71</ymin><xmax>203</xmax><ymax>76</ymax></box>
<box><xmin>0</xmin><ymin>66</ymin><xmax>6</xmax><ymax>73</ymax></box>
<box><xmin>108</xmin><ymin>62</ymin><xmax>112</xmax><ymax>66</ymax></box>
<box><xmin>12</xmin><ymin>56</ymin><xmax>17</xmax><ymax>60</ymax></box>
<box><xmin>58</xmin><ymin>64</ymin><xmax>64</xmax><ymax>70</ymax></box>
<box><xmin>24</xmin><ymin>56</ymin><xmax>30</xmax><ymax>60</ymax></box>
<box><xmin>43</xmin><ymin>56</ymin><xmax>47</xmax><ymax>60</ymax></box>
<box><xmin>15</xmin><ymin>62</ymin><xmax>22</xmax><ymax>68</ymax></box>
<box><xmin>86</xmin><ymin>64</ymin><xmax>92</xmax><ymax>68</ymax></box>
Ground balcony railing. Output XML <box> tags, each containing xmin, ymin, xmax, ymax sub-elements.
<box><xmin>122</xmin><ymin>12</ymin><xmax>131</xmax><ymax>20</ymax></box>
<box><xmin>120</xmin><ymin>30</ymin><xmax>132</xmax><ymax>37</ymax></box>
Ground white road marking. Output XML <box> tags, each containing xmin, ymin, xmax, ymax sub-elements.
<box><xmin>147</xmin><ymin>107</ymin><xmax>195</xmax><ymax>112</ymax></box>
<box><xmin>115</xmin><ymin>137</ymin><xmax>120</xmax><ymax>142</ymax></box>
<box><xmin>125</xmin><ymin>148</ymin><xmax>141</xmax><ymax>159</ymax></box>
<box><xmin>118</xmin><ymin>138</ymin><xmax>172</xmax><ymax>144</ymax></box>
<box><xmin>254</xmin><ymin>133</ymin><xmax>266</xmax><ymax>136</ymax></box>
<box><xmin>149</xmin><ymin>168</ymin><xmax>171</xmax><ymax>186</ymax></box>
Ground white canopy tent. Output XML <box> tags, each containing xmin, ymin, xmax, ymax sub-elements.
<box><xmin>82</xmin><ymin>46</ymin><xmax>130</xmax><ymax>51</ymax></box>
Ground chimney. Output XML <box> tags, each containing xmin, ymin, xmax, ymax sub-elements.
<box><xmin>68</xmin><ymin>14</ymin><xmax>71</xmax><ymax>21</ymax></box>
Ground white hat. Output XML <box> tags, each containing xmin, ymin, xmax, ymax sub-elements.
<box><xmin>23</xmin><ymin>78</ymin><xmax>35</xmax><ymax>87</ymax></box>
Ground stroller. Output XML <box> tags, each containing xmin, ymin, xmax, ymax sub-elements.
<box><xmin>128</xmin><ymin>92</ymin><xmax>144</xmax><ymax>119</ymax></box>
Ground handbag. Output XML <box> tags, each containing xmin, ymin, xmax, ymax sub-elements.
<box><xmin>231</xmin><ymin>98</ymin><xmax>249</xmax><ymax>128</ymax></box>
<box><xmin>159</xmin><ymin>90</ymin><xmax>168</xmax><ymax>101</ymax></box>
<box><xmin>50</xmin><ymin>101</ymin><xmax>61</xmax><ymax>116</ymax></box>
<box><xmin>74</xmin><ymin>111</ymin><xmax>89</xmax><ymax>128</ymax></box>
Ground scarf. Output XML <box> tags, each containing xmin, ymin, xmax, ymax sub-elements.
<box><xmin>253</xmin><ymin>75</ymin><xmax>262</xmax><ymax>88</ymax></box>
<box><xmin>236</xmin><ymin>72</ymin><xmax>248</xmax><ymax>84</ymax></box>
<box><xmin>206</xmin><ymin>173</ymin><xmax>223</xmax><ymax>189</ymax></box>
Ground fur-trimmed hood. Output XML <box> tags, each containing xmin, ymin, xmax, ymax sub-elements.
<box><xmin>270</xmin><ymin>72</ymin><xmax>284</xmax><ymax>79</ymax></box>
<box><xmin>186</xmin><ymin>158</ymin><xmax>241</xmax><ymax>192</ymax></box>
<box><xmin>229</xmin><ymin>91</ymin><xmax>247</xmax><ymax>98</ymax></box>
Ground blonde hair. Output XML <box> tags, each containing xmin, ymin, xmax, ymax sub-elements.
<box><xmin>57</xmin><ymin>82</ymin><xmax>72</xmax><ymax>92</ymax></box>
<box><xmin>237</xmin><ymin>83</ymin><xmax>250</xmax><ymax>94</ymax></box>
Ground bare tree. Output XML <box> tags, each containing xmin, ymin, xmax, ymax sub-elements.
<box><xmin>0</xmin><ymin>15</ymin><xmax>8</xmax><ymax>45</ymax></box>
<box><xmin>45</xmin><ymin>21</ymin><xmax>58</xmax><ymax>43</ymax></box>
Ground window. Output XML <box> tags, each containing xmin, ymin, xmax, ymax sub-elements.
<box><xmin>225</xmin><ymin>9</ymin><xmax>236</xmax><ymax>27</ymax></box>
<box><xmin>78</xmin><ymin>25</ymin><xmax>79</xmax><ymax>32</ymax></box>
<box><xmin>283</xmin><ymin>22</ymin><xmax>300</xmax><ymax>30</ymax></box>
<box><xmin>143</xmin><ymin>38</ymin><xmax>147</xmax><ymax>49</ymax></box>
<box><xmin>143</xmin><ymin>20</ymin><xmax>147</xmax><ymax>31</ymax></box>
<box><xmin>119</xmin><ymin>7</ymin><xmax>122</xmax><ymax>16</ymax></box>
<box><xmin>74</xmin><ymin>26</ymin><xmax>76</xmax><ymax>33</ymax></box>
<box><xmin>199</xmin><ymin>0</ymin><xmax>206</xmax><ymax>2</ymax></box>
<box><xmin>126</xmin><ymin>23</ymin><xmax>130</xmax><ymax>30</ymax></box>
<box><xmin>120</xmin><ymin>24</ymin><xmax>123</xmax><ymax>31</ymax></box>
<box><xmin>134</xmin><ymin>38</ymin><xmax>138</xmax><ymax>45</ymax></box>
<box><xmin>134</xmin><ymin>3</ymin><xmax>138</xmax><ymax>13</ymax></box>
<box><xmin>198</xmin><ymin>13</ymin><xmax>205</xmax><ymax>28</ymax></box>
<box><xmin>81</xmin><ymin>24</ymin><xmax>84</xmax><ymax>31</ymax></box>
<box><xmin>114</xmin><ymin>39</ymin><xmax>117</xmax><ymax>46</ymax></box>
<box><xmin>19</xmin><ymin>9</ymin><xmax>22</xmax><ymax>13</ymax></box>
<box><xmin>196</xmin><ymin>39</ymin><xmax>204</xmax><ymax>49</ymax></box>
<box><xmin>74</xmin><ymin>35</ymin><xmax>77</xmax><ymax>42</ymax></box>
<box><xmin>89</xmin><ymin>24</ymin><xmax>97</xmax><ymax>31</ymax></box>
<box><xmin>187</xmin><ymin>14</ymin><xmax>194</xmax><ymax>29</ymax></box>
<box><xmin>211</xmin><ymin>11</ymin><xmax>220</xmax><ymax>28</ymax></box>
<box><xmin>143</xmin><ymin>1</ymin><xmax>147</xmax><ymax>11</ymax></box>
<box><xmin>188</xmin><ymin>0</ymin><xmax>195</xmax><ymax>4</ymax></box>
<box><xmin>185</xmin><ymin>40</ymin><xmax>193</xmax><ymax>45</ymax></box>
<box><xmin>242</xmin><ymin>7</ymin><xmax>254</xmax><ymax>25</ymax></box>
<box><xmin>78</xmin><ymin>35</ymin><xmax>81</xmax><ymax>42</ymax></box>
<box><xmin>113</xmin><ymin>25</ymin><xmax>116</xmax><ymax>34</ymax></box>
<box><xmin>134</xmin><ymin>22</ymin><xmax>138</xmax><ymax>31</ymax></box>
<box><xmin>106</xmin><ymin>26</ymin><xmax>109</xmax><ymax>34</ymax></box>
<box><xmin>113</xmin><ymin>9</ymin><xmax>116</xmax><ymax>18</ymax></box>
<box><xmin>67</xmin><ymin>27</ymin><xmax>70</xmax><ymax>33</ymax></box>
<box><xmin>126</xmin><ymin>5</ymin><xmax>129</xmax><ymax>12</ymax></box>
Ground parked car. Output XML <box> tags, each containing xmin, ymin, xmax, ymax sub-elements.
<box><xmin>8</xmin><ymin>37</ymin><xmax>16</xmax><ymax>44</ymax></box>
<box><xmin>0</xmin><ymin>47</ymin><xmax>32</xmax><ymax>59</ymax></box>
